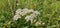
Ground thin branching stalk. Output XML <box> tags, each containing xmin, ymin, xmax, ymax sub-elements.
<box><xmin>13</xmin><ymin>0</ymin><xmax>18</xmax><ymax>15</ymax></box>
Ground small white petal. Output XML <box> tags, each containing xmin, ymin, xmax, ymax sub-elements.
<box><xmin>25</xmin><ymin>13</ymin><xmax>36</xmax><ymax>23</ymax></box>
<box><xmin>20</xmin><ymin>8</ymin><xmax>34</xmax><ymax>16</ymax></box>
<box><xmin>33</xmin><ymin>11</ymin><xmax>40</xmax><ymax>15</ymax></box>
<box><xmin>25</xmin><ymin>15</ymin><xmax>33</xmax><ymax>22</ymax></box>
<box><xmin>25</xmin><ymin>16</ymin><xmax>30</xmax><ymax>21</ymax></box>
<box><xmin>13</xmin><ymin>15</ymin><xmax>21</xmax><ymax>21</ymax></box>
<box><xmin>16</xmin><ymin>9</ymin><xmax>22</xmax><ymax>15</ymax></box>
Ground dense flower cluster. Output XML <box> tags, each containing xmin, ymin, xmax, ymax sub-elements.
<box><xmin>13</xmin><ymin>8</ymin><xmax>40</xmax><ymax>23</ymax></box>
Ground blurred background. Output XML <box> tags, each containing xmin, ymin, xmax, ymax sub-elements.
<box><xmin>0</xmin><ymin>0</ymin><xmax>60</xmax><ymax>28</ymax></box>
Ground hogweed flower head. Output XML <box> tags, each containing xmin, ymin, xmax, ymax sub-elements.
<box><xmin>25</xmin><ymin>13</ymin><xmax>36</xmax><ymax>23</ymax></box>
<box><xmin>13</xmin><ymin>8</ymin><xmax>40</xmax><ymax>23</ymax></box>
<box><xmin>25</xmin><ymin>11</ymin><xmax>40</xmax><ymax>23</ymax></box>
<box><xmin>20</xmin><ymin>8</ymin><xmax>34</xmax><ymax>16</ymax></box>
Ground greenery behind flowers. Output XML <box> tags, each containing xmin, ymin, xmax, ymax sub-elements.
<box><xmin>0</xmin><ymin>0</ymin><xmax>60</xmax><ymax>28</ymax></box>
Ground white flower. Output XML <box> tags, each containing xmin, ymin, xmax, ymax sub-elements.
<box><xmin>25</xmin><ymin>13</ymin><xmax>36</xmax><ymax>23</ymax></box>
<box><xmin>20</xmin><ymin>8</ymin><xmax>29</xmax><ymax>16</ymax></box>
<box><xmin>30</xmin><ymin>13</ymin><xmax>36</xmax><ymax>17</ymax></box>
<box><xmin>33</xmin><ymin>11</ymin><xmax>40</xmax><ymax>15</ymax></box>
<box><xmin>20</xmin><ymin>8</ymin><xmax>34</xmax><ymax>16</ymax></box>
<box><xmin>25</xmin><ymin>15</ymin><xmax>33</xmax><ymax>21</ymax></box>
<box><xmin>13</xmin><ymin>15</ymin><xmax>21</xmax><ymax>21</ymax></box>
<box><xmin>16</xmin><ymin>9</ymin><xmax>22</xmax><ymax>15</ymax></box>
<box><xmin>13</xmin><ymin>8</ymin><xmax>40</xmax><ymax>21</ymax></box>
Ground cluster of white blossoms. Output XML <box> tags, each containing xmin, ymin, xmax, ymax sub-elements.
<box><xmin>13</xmin><ymin>8</ymin><xmax>40</xmax><ymax>23</ymax></box>
<box><xmin>15</xmin><ymin>8</ymin><xmax>34</xmax><ymax>16</ymax></box>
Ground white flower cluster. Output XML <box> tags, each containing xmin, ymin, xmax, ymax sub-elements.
<box><xmin>13</xmin><ymin>8</ymin><xmax>40</xmax><ymax>23</ymax></box>
<box><xmin>13</xmin><ymin>15</ymin><xmax>21</xmax><ymax>21</ymax></box>
<box><xmin>25</xmin><ymin>11</ymin><xmax>40</xmax><ymax>23</ymax></box>
<box><xmin>16</xmin><ymin>8</ymin><xmax>34</xmax><ymax>16</ymax></box>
